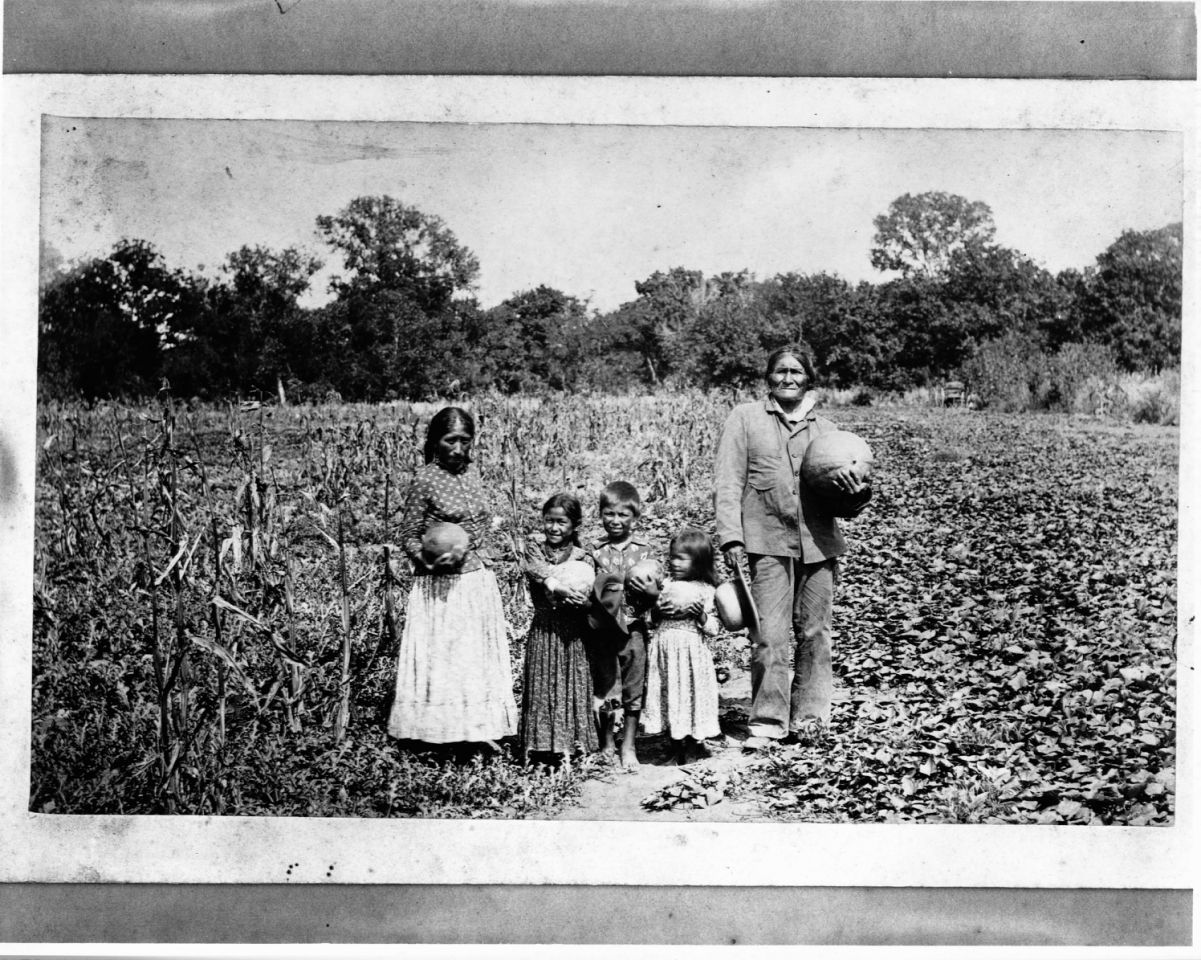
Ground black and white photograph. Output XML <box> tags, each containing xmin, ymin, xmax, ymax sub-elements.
<box><xmin>0</xmin><ymin>76</ymin><xmax>1194</xmax><ymax>934</ymax></box>
<box><xmin>23</xmin><ymin>107</ymin><xmax>1186</xmax><ymax>818</ymax></box>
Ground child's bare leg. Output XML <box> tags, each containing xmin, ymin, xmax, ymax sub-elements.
<box><xmin>598</xmin><ymin>709</ymin><xmax>617</xmax><ymax>756</ymax></box>
<box><xmin>619</xmin><ymin>711</ymin><xmax>640</xmax><ymax>769</ymax></box>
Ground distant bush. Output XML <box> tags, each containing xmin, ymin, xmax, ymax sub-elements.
<box><xmin>962</xmin><ymin>333</ymin><xmax>1049</xmax><ymax>412</ymax></box>
<box><xmin>821</xmin><ymin>386</ymin><xmax>876</xmax><ymax>407</ymax></box>
<box><xmin>1125</xmin><ymin>369</ymin><xmax>1181</xmax><ymax>425</ymax></box>
<box><xmin>963</xmin><ymin>336</ymin><xmax>1137</xmax><ymax>416</ymax></box>
<box><xmin>1044</xmin><ymin>342</ymin><xmax>1125</xmax><ymax>415</ymax></box>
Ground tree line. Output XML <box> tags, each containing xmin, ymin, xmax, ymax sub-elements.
<box><xmin>37</xmin><ymin>192</ymin><xmax>1182</xmax><ymax>402</ymax></box>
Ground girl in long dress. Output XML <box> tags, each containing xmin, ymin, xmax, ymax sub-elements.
<box><xmin>642</xmin><ymin>527</ymin><xmax>723</xmax><ymax>764</ymax></box>
<box><xmin>387</xmin><ymin>406</ymin><xmax>518</xmax><ymax>746</ymax></box>
<box><xmin>518</xmin><ymin>493</ymin><xmax>600</xmax><ymax>761</ymax></box>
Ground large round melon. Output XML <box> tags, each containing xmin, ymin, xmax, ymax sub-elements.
<box><xmin>550</xmin><ymin>559</ymin><xmax>596</xmax><ymax>594</ymax></box>
<box><xmin>421</xmin><ymin>521</ymin><xmax>470</xmax><ymax>567</ymax></box>
<box><xmin>625</xmin><ymin>559</ymin><xmax>663</xmax><ymax>599</ymax></box>
<box><xmin>801</xmin><ymin>431</ymin><xmax>875</xmax><ymax>517</ymax></box>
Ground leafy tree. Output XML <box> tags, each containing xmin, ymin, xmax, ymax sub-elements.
<box><xmin>565</xmin><ymin>308</ymin><xmax>647</xmax><ymax>391</ymax></box>
<box><xmin>309</xmin><ymin>197</ymin><xmax>484</xmax><ymax>399</ymax></box>
<box><xmin>38</xmin><ymin>239</ymin><xmax>203</xmax><ymax>398</ymax></box>
<box><xmin>483</xmin><ymin>286</ymin><xmax>590</xmax><ymax>391</ymax></box>
<box><xmin>628</xmin><ymin>267</ymin><xmax>711</xmax><ymax>383</ymax></box>
<box><xmin>941</xmin><ymin>244</ymin><xmax>1067</xmax><ymax>343</ymax></box>
<box><xmin>1075</xmin><ymin>222</ymin><xmax>1182</xmax><ymax>371</ymax></box>
<box><xmin>759</xmin><ymin>271</ymin><xmax>851</xmax><ymax>348</ymax></box>
<box><xmin>316</xmin><ymin>196</ymin><xmax>479</xmax><ymax>311</ymax></box>
<box><xmin>870</xmin><ymin>192</ymin><xmax>996</xmax><ymax>278</ymax></box>
<box><xmin>1044</xmin><ymin>267</ymin><xmax>1092</xmax><ymax>350</ymax></box>
<box><xmin>223</xmin><ymin>244</ymin><xmax>323</xmax><ymax>307</ymax></box>
<box><xmin>872</xmin><ymin>274</ymin><xmax>982</xmax><ymax>386</ymax></box>
<box><xmin>686</xmin><ymin>272</ymin><xmax>766</xmax><ymax>388</ymax></box>
<box><xmin>164</xmin><ymin>244</ymin><xmax>322</xmax><ymax>398</ymax></box>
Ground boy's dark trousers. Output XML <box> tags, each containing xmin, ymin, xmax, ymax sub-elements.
<box><xmin>587</xmin><ymin>621</ymin><xmax>648</xmax><ymax>713</ymax></box>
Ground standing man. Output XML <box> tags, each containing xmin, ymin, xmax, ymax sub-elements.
<box><xmin>713</xmin><ymin>344</ymin><xmax>866</xmax><ymax>748</ymax></box>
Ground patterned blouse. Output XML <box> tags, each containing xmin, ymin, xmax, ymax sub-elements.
<box><xmin>398</xmin><ymin>462</ymin><xmax>493</xmax><ymax>575</ymax></box>
<box><xmin>523</xmin><ymin>539</ymin><xmax>594</xmax><ymax>609</ymax></box>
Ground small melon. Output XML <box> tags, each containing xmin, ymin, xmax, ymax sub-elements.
<box><xmin>551</xmin><ymin>559</ymin><xmax>596</xmax><ymax>594</ymax></box>
<box><xmin>421</xmin><ymin>521</ymin><xmax>470</xmax><ymax>567</ymax></box>
<box><xmin>659</xmin><ymin>579</ymin><xmax>708</xmax><ymax>611</ymax></box>
<box><xmin>714</xmin><ymin>581</ymin><xmax>746</xmax><ymax>631</ymax></box>
<box><xmin>625</xmin><ymin>559</ymin><xmax>663</xmax><ymax>598</ymax></box>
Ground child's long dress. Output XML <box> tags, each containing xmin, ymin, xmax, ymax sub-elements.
<box><xmin>387</xmin><ymin>462</ymin><xmax>518</xmax><ymax>744</ymax></box>
<box><xmin>642</xmin><ymin>582</ymin><xmax>722</xmax><ymax>740</ymax></box>
<box><xmin>519</xmin><ymin>541</ymin><xmax>599</xmax><ymax>756</ymax></box>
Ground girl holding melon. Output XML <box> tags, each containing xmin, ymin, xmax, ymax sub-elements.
<box><xmin>713</xmin><ymin>345</ymin><xmax>871</xmax><ymax>749</ymax></box>
<box><xmin>642</xmin><ymin>527</ymin><xmax>724</xmax><ymax>764</ymax></box>
<box><xmin>387</xmin><ymin>406</ymin><xmax>518</xmax><ymax>747</ymax></box>
<box><xmin>517</xmin><ymin>493</ymin><xmax>601</xmax><ymax>761</ymax></box>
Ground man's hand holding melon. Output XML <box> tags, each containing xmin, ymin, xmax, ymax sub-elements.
<box><xmin>801</xmin><ymin>431</ymin><xmax>875</xmax><ymax>518</ymax></box>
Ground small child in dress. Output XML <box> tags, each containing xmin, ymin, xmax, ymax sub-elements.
<box><xmin>588</xmin><ymin>480</ymin><xmax>660</xmax><ymax>769</ymax></box>
<box><xmin>642</xmin><ymin>527</ymin><xmax>723</xmax><ymax>765</ymax></box>
<box><xmin>518</xmin><ymin>494</ymin><xmax>599</xmax><ymax>762</ymax></box>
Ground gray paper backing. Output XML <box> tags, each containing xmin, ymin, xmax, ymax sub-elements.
<box><xmin>2</xmin><ymin>0</ymin><xmax>1196</xmax><ymax>79</ymax></box>
<box><xmin>0</xmin><ymin>885</ymin><xmax>1192</xmax><ymax>944</ymax></box>
<box><xmin>1</xmin><ymin>10</ymin><xmax>1197</xmax><ymax>940</ymax></box>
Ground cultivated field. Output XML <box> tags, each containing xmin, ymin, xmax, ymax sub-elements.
<box><xmin>30</xmin><ymin>392</ymin><xmax>1177</xmax><ymax>823</ymax></box>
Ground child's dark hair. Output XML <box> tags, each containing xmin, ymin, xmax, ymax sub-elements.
<box><xmin>423</xmin><ymin>406</ymin><xmax>475</xmax><ymax>465</ymax></box>
<box><xmin>669</xmin><ymin>527</ymin><xmax>718</xmax><ymax>586</ymax></box>
<box><xmin>599</xmin><ymin>480</ymin><xmax>641</xmax><ymax>516</ymax></box>
<box><xmin>542</xmin><ymin>493</ymin><xmax>583</xmax><ymax>545</ymax></box>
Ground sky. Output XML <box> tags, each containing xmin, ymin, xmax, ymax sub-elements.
<box><xmin>40</xmin><ymin>119</ymin><xmax>1183</xmax><ymax>314</ymax></box>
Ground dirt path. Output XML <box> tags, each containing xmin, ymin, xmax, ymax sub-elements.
<box><xmin>551</xmin><ymin>667</ymin><xmax>772</xmax><ymax>822</ymax></box>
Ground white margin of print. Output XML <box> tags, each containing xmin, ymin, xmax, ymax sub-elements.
<box><xmin>0</xmin><ymin>75</ymin><xmax>1195</xmax><ymax>888</ymax></box>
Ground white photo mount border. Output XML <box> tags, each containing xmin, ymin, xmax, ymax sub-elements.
<box><xmin>0</xmin><ymin>75</ymin><xmax>1194</xmax><ymax>887</ymax></box>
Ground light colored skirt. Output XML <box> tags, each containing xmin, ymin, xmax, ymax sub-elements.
<box><xmin>642</xmin><ymin>621</ymin><xmax>722</xmax><ymax>740</ymax></box>
<box><xmin>387</xmin><ymin>568</ymin><xmax>518</xmax><ymax>744</ymax></box>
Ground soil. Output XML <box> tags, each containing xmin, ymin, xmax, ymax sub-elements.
<box><xmin>550</xmin><ymin>665</ymin><xmax>849</xmax><ymax>822</ymax></box>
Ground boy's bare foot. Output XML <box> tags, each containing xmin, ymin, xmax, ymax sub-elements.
<box><xmin>618</xmin><ymin>711</ymin><xmax>640</xmax><ymax>771</ymax></box>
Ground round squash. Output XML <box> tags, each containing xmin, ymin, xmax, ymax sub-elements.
<box><xmin>421</xmin><ymin>521</ymin><xmax>470</xmax><ymax>568</ymax></box>
<box><xmin>659</xmin><ymin>579</ymin><xmax>709</xmax><ymax>611</ymax></box>
<box><xmin>801</xmin><ymin>430</ymin><xmax>875</xmax><ymax>517</ymax></box>
<box><xmin>551</xmin><ymin>559</ymin><xmax>596</xmax><ymax>594</ymax></box>
<box><xmin>714</xmin><ymin>581</ymin><xmax>745</xmax><ymax>631</ymax></box>
<box><xmin>625</xmin><ymin>558</ymin><xmax>663</xmax><ymax>599</ymax></box>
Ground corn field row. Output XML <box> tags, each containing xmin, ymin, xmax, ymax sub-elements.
<box><xmin>32</xmin><ymin>391</ymin><xmax>733</xmax><ymax>814</ymax></box>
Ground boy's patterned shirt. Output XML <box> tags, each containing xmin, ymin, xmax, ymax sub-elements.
<box><xmin>590</xmin><ymin>535</ymin><xmax>659</xmax><ymax>624</ymax></box>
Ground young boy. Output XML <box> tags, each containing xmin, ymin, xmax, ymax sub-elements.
<box><xmin>587</xmin><ymin>481</ymin><xmax>660</xmax><ymax>769</ymax></box>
